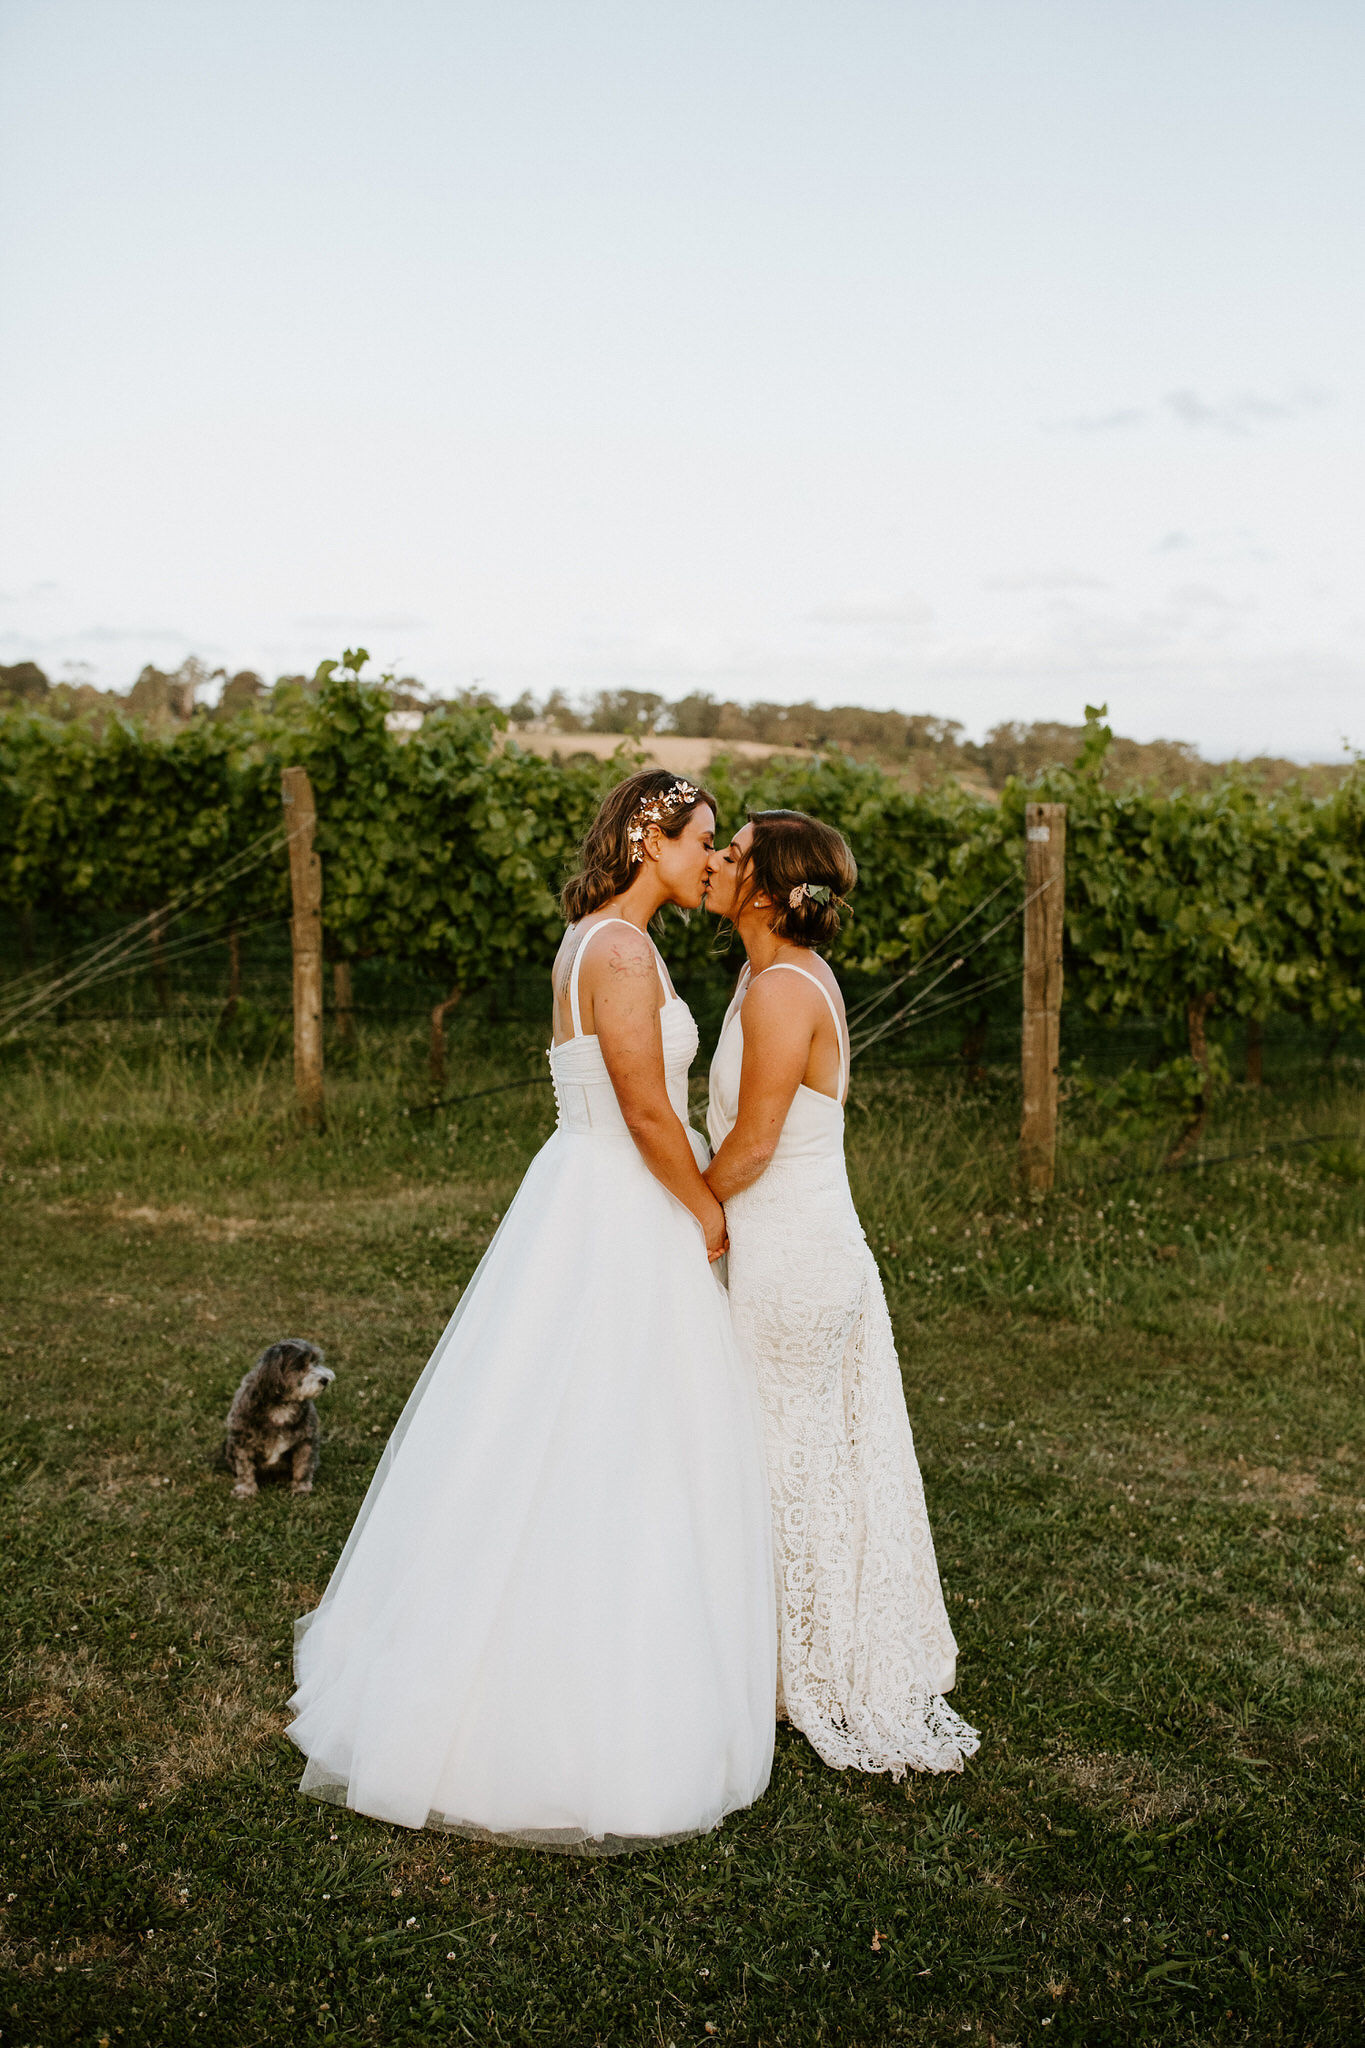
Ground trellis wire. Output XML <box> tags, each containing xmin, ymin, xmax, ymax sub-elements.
<box><xmin>42</xmin><ymin>911</ymin><xmax>290</xmax><ymax>1001</ymax></box>
<box><xmin>0</xmin><ymin>822</ymin><xmax>289</xmax><ymax>1007</ymax></box>
<box><xmin>849</xmin><ymin>880</ymin><xmax>1054</xmax><ymax>1059</ymax></box>
<box><xmin>1075</xmin><ymin>1129</ymin><xmax>1358</xmax><ymax>1192</ymax></box>
<box><xmin>844</xmin><ymin>871</ymin><xmax>1016</xmax><ymax>1030</ymax></box>
<box><xmin>0</xmin><ymin>825</ymin><xmax>294</xmax><ymax>1037</ymax></box>
<box><xmin>854</xmin><ymin>965</ymin><xmax>1020</xmax><ymax>1054</ymax></box>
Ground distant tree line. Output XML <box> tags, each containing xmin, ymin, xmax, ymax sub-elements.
<box><xmin>0</xmin><ymin>658</ymin><xmax>1347</xmax><ymax>798</ymax></box>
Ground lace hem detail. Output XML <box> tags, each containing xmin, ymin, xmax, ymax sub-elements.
<box><xmin>726</xmin><ymin>1158</ymin><xmax>980</xmax><ymax>1780</ymax></box>
<box><xmin>787</xmin><ymin>1687</ymin><xmax>980</xmax><ymax>1780</ymax></box>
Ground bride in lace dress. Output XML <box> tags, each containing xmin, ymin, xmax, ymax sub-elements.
<box><xmin>703</xmin><ymin>809</ymin><xmax>979</xmax><ymax>1778</ymax></box>
<box><xmin>288</xmin><ymin>773</ymin><xmax>775</xmax><ymax>1852</ymax></box>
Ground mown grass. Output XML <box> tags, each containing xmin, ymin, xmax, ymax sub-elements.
<box><xmin>2</xmin><ymin>1005</ymin><xmax>1364</xmax><ymax>2047</ymax></box>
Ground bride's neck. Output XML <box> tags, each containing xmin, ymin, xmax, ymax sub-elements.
<box><xmin>602</xmin><ymin>872</ymin><xmax>668</xmax><ymax>928</ymax></box>
<box><xmin>740</xmin><ymin>918</ymin><xmax>799</xmax><ymax>975</ymax></box>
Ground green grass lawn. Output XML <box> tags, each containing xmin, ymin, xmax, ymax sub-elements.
<box><xmin>2</xmin><ymin>1010</ymin><xmax>1364</xmax><ymax>2046</ymax></box>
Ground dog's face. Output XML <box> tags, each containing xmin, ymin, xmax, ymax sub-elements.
<box><xmin>258</xmin><ymin>1340</ymin><xmax>335</xmax><ymax>1402</ymax></box>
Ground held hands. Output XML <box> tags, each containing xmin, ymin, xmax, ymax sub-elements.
<box><xmin>703</xmin><ymin>1198</ymin><xmax>730</xmax><ymax>1265</ymax></box>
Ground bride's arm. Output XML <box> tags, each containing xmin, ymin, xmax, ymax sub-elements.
<box><xmin>588</xmin><ymin>926</ymin><xmax>728</xmax><ymax>1260</ymax></box>
<box><xmin>705</xmin><ymin>976</ymin><xmax>811</xmax><ymax>1203</ymax></box>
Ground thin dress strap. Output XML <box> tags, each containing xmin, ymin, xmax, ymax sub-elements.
<box><xmin>753</xmin><ymin>961</ymin><xmax>848</xmax><ymax>1101</ymax></box>
<box><xmin>566</xmin><ymin>918</ymin><xmax>669</xmax><ymax>1038</ymax></box>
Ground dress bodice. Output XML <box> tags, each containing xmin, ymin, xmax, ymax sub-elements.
<box><xmin>549</xmin><ymin>920</ymin><xmax>698</xmax><ymax>1137</ymax></box>
<box><xmin>551</xmin><ymin>1004</ymin><xmax>698</xmax><ymax>1135</ymax></box>
<box><xmin>706</xmin><ymin>964</ymin><xmax>848</xmax><ymax>1168</ymax></box>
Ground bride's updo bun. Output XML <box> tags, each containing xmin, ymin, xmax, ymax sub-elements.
<box><xmin>562</xmin><ymin>769</ymin><xmax>718</xmax><ymax>921</ymax></box>
<box><xmin>739</xmin><ymin>810</ymin><xmax>856</xmax><ymax>949</ymax></box>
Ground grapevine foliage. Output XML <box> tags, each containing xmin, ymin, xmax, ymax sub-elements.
<box><xmin>2</xmin><ymin>689</ymin><xmax>1362</xmax><ymax>1092</ymax></box>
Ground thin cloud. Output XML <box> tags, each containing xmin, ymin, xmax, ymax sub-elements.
<box><xmin>1043</xmin><ymin>407</ymin><xmax>1148</xmax><ymax>434</ymax></box>
<box><xmin>1168</xmin><ymin>582</ymin><xmax>1252</xmax><ymax>613</ymax></box>
<box><xmin>1046</xmin><ymin>387</ymin><xmax>1332</xmax><ymax>438</ymax></box>
<box><xmin>983</xmin><ymin>570</ymin><xmax>1109</xmax><ymax>593</ymax></box>
<box><xmin>292</xmin><ymin>612</ymin><xmax>431</xmax><ymax>632</ymax></box>
<box><xmin>75</xmin><ymin>625</ymin><xmax>190</xmax><ymax>644</ymax></box>
<box><xmin>1164</xmin><ymin>386</ymin><xmax>1332</xmax><ymax>433</ymax></box>
<box><xmin>803</xmin><ymin>601</ymin><xmax>934</xmax><ymax>629</ymax></box>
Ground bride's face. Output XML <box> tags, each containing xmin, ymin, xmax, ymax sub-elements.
<box><xmin>655</xmin><ymin>804</ymin><xmax>717</xmax><ymax>909</ymax></box>
<box><xmin>704</xmin><ymin>822</ymin><xmax>754</xmax><ymax>920</ymax></box>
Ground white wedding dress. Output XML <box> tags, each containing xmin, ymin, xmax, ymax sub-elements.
<box><xmin>708</xmin><ymin>962</ymin><xmax>979</xmax><ymax>1778</ymax></box>
<box><xmin>289</xmin><ymin>921</ymin><xmax>776</xmax><ymax>1852</ymax></box>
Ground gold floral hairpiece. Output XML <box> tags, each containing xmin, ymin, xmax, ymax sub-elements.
<box><xmin>788</xmin><ymin>881</ymin><xmax>836</xmax><ymax>909</ymax></box>
<box><xmin>627</xmin><ymin>780</ymin><xmax>700</xmax><ymax>863</ymax></box>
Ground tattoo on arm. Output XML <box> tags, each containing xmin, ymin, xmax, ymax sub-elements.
<box><xmin>606</xmin><ymin>942</ymin><xmax>656</xmax><ymax>980</ymax></box>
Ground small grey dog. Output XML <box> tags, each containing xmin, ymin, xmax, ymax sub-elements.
<box><xmin>221</xmin><ymin>1339</ymin><xmax>335</xmax><ymax>1499</ymax></box>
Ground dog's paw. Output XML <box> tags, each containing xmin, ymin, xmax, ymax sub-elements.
<box><xmin>231</xmin><ymin>1481</ymin><xmax>258</xmax><ymax>1500</ymax></box>
<box><xmin>290</xmin><ymin>1478</ymin><xmax>314</xmax><ymax>1496</ymax></box>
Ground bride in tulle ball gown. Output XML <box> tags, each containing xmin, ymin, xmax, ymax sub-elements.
<box><xmin>289</xmin><ymin>773</ymin><xmax>776</xmax><ymax>1853</ymax></box>
<box><xmin>703</xmin><ymin>809</ymin><xmax>979</xmax><ymax>1780</ymax></box>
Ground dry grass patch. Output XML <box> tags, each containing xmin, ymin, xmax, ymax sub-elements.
<box><xmin>7</xmin><ymin>1641</ymin><xmax>285</xmax><ymax>1801</ymax></box>
<box><xmin>1225</xmin><ymin>1460</ymin><xmax>1319</xmax><ymax>1509</ymax></box>
<box><xmin>1046</xmin><ymin>1748</ymin><xmax>1195</xmax><ymax>1827</ymax></box>
<box><xmin>1251</xmin><ymin>1606</ymin><xmax>1365</xmax><ymax>1677</ymax></box>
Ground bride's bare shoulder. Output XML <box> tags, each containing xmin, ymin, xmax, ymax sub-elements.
<box><xmin>741</xmin><ymin>966</ymin><xmax>820</xmax><ymax>1030</ymax></box>
<box><xmin>569</xmin><ymin>917</ymin><xmax>656</xmax><ymax>997</ymax></box>
<box><xmin>746</xmin><ymin>953</ymin><xmax>843</xmax><ymax>1005</ymax></box>
<box><xmin>588</xmin><ymin>922</ymin><xmax>656</xmax><ymax>981</ymax></box>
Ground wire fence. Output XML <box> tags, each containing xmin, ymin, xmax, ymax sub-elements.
<box><xmin>4</xmin><ymin>867</ymin><xmax>1364</xmax><ymax>1099</ymax></box>
<box><xmin>0</xmin><ymin>826</ymin><xmax>295</xmax><ymax>1038</ymax></box>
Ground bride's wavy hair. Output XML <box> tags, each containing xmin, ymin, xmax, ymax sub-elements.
<box><xmin>731</xmin><ymin>809</ymin><xmax>856</xmax><ymax>950</ymax></box>
<box><xmin>561</xmin><ymin>770</ymin><xmax>718</xmax><ymax>922</ymax></box>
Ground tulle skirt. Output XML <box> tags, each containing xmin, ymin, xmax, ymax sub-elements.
<box><xmin>287</xmin><ymin>1125</ymin><xmax>777</xmax><ymax>1852</ymax></box>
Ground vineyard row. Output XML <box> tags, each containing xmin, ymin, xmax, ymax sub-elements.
<box><xmin>3</xmin><ymin>679</ymin><xmax>1363</xmax><ymax>1124</ymax></box>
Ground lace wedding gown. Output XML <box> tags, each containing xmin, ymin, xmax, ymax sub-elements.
<box><xmin>708</xmin><ymin>962</ymin><xmax>979</xmax><ymax>1778</ymax></box>
<box><xmin>289</xmin><ymin>921</ymin><xmax>776</xmax><ymax>1852</ymax></box>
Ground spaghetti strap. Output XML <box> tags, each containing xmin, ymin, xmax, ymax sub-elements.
<box><xmin>752</xmin><ymin>962</ymin><xmax>848</xmax><ymax>1101</ymax></box>
<box><xmin>567</xmin><ymin>918</ymin><xmax>670</xmax><ymax>1038</ymax></box>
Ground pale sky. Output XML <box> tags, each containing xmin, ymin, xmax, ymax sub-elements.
<box><xmin>1</xmin><ymin>0</ymin><xmax>1361</xmax><ymax>758</ymax></box>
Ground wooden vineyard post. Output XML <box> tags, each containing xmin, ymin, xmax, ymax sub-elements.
<box><xmin>149</xmin><ymin>907</ymin><xmax>170</xmax><ymax>1012</ymax></box>
<box><xmin>333</xmin><ymin>959</ymin><xmax>354</xmax><ymax>1049</ymax></box>
<box><xmin>282</xmin><ymin>766</ymin><xmax>325</xmax><ymax>1130</ymax></box>
<box><xmin>1245</xmin><ymin>1014</ymin><xmax>1263</xmax><ymax>1087</ymax></box>
<box><xmin>429</xmin><ymin>982</ymin><xmax>462</xmax><ymax>1093</ymax></box>
<box><xmin>1019</xmin><ymin>801</ymin><xmax>1066</xmax><ymax>1194</ymax></box>
<box><xmin>222</xmin><ymin>922</ymin><xmax>242</xmax><ymax>1024</ymax></box>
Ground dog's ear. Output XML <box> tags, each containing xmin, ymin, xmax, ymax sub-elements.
<box><xmin>253</xmin><ymin>1343</ymin><xmax>291</xmax><ymax>1393</ymax></box>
